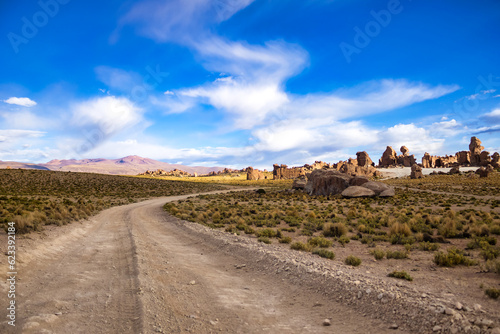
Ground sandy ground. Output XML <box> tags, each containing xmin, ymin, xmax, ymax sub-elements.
<box><xmin>0</xmin><ymin>190</ymin><xmax>409</xmax><ymax>334</ymax></box>
<box><xmin>378</xmin><ymin>167</ymin><xmax>481</xmax><ymax>178</ymax></box>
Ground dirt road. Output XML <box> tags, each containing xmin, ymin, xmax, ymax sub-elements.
<box><xmin>0</xmin><ymin>191</ymin><xmax>407</xmax><ymax>334</ymax></box>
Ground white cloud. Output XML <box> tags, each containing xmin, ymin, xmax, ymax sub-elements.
<box><xmin>71</xmin><ymin>96</ymin><xmax>143</xmax><ymax>136</ymax></box>
<box><xmin>117</xmin><ymin>0</ymin><xmax>255</xmax><ymax>44</ymax></box>
<box><xmin>95</xmin><ymin>66</ymin><xmax>145</xmax><ymax>92</ymax></box>
<box><xmin>3</xmin><ymin>97</ymin><xmax>37</xmax><ymax>107</ymax></box>
<box><xmin>378</xmin><ymin>123</ymin><xmax>444</xmax><ymax>155</ymax></box>
<box><xmin>481</xmin><ymin>108</ymin><xmax>500</xmax><ymax>122</ymax></box>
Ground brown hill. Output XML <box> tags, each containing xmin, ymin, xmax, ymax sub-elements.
<box><xmin>1</xmin><ymin>155</ymin><xmax>225</xmax><ymax>176</ymax></box>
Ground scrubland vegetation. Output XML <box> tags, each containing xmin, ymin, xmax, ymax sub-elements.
<box><xmin>384</xmin><ymin>172</ymin><xmax>500</xmax><ymax>196</ymax></box>
<box><xmin>164</xmin><ymin>176</ymin><xmax>500</xmax><ymax>275</ymax></box>
<box><xmin>0</xmin><ymin>169</ymin><xmax>224</xmax><ymax>233</ymax></box>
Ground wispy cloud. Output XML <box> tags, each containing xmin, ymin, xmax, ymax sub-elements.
<box><xmin>2</xmin><ymin>97</ymin><xmax>37</xmax><ymax>107</ymax></box>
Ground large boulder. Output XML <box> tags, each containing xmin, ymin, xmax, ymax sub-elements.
<box><xmin>304</xmin><ymin>169</ymin><xmax>351</xmax><ymax>196</ymax></box>
<box><xmin>475</xmin><ymin>167</ymin><xmax>490</xmax><ymax>178</ymax></box>
<box><xmin>410</xmin><ymin>164</ymin><xmax>423</xmax><ymax>179</ymax></box>
<box><xmin>292</xmin><ymin>176</ymin><xmax>307</xmax><ymax>190</ymax></box>
<box><xmin>356</xmin><ymin>151</ymin><xmax>373</xmax><ymax>167</ymax></box>
<box><xmin>349</xmin><ymin>176</ymin><xmax>370</xmax><ymax>186</ymax></box>
<box><xmin>379</xmin><ymin>146</ymin><xmax>398</xmax><ymax>167</ymax></box>
<box><xmin>449</xmin><ymin>166</ymin><xmax>460</xmax><ymax>175</ymax></box>
<box><xmin>341</xmin><ymin>186</ymin><xmax>376</xmax><ymax>198</ymax></box>
<box><xmin>360</xmin><ymin>181</ymin><xmax>391</xmax><ymax>195</ymax></box>
<box><xmin>380</xmin><ymin>188</ymin><xmax>396</xmax><ymax>197</ymax></box>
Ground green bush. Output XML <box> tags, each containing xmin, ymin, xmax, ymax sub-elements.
<box><xmin>290</xmin><ymin>242</ymin><xmax>312</xmax><ymax>252</ymax></box>
<box><xmin>323</xmin><ymin>222</ymin><xmax>347</xmax><ymax>237</ymax></box>
<box><xmin>485</xmin><ymin>288</ymin><xmax>500</xmax><ymax>299</ymax></box>
<box><xmin>338</xmin><ymin>235</ymin><xmax>350</xmax><ymax>247</ymax></box>
<box><xmin>257</xmin><ymin>236</ymin><xmax>271</xmax><ymax>244</ymax></box>
<box><xmin>345</xmin><ymin>255</ymin><xmax>361</xmax><ymax>266</ymax></box>
<box><xmin>434</xmin><ymin>248</ymin><xmax>477</xmax><ymax>267</ymax></box>
<box><xmin>419</xmin><ymin>242</ymin><xmax>439</xmax><ymax>251</ymax></box>
<box><xmin>308</xmin><ymin>236</ymin><xmax>333</xmax><ymax>248</ymax></box>
<box><xmin>256</xmin><ymin>228</ymin><xmax>278</xmax><ymax>238</ymax></box>
<box><xmin>279</xmin><ymin>236</ymin><xmax>292</xmax><ymax>244</ymax></box>
<box><xmin>313</xmin><ymin>249</ymin><xmax>335</xmax><ymax>260</ymax></box>
<box><xmin>370</xmin><ymin>248</ymin><xmax>385</xmax><ymax>260</ymax></box>
<box><xmin>386</xmin><ymin>250</ymin><xmax>409</xmax><ymax>259</ymax></box>
<box><xmin>388</xmin><ymin>270</ymin><xmax>413</xmax><ymax>281</ymax></box>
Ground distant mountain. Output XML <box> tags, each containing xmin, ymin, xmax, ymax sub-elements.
<box><xmin>1</xmin><ymin>155</ymin><xmax>225</xmax><ymax>176</ymax></box>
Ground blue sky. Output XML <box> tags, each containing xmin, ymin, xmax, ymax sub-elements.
<box><xmin>1</xmin><ymin>0</ymin><xmax>499</xmax><ymax>169</ymax></box>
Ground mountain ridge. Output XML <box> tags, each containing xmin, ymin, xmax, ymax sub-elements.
<box><xmin>0</xmin><ymin>155</ymin><xmax>225</xmax><ymax>176</ymax></box>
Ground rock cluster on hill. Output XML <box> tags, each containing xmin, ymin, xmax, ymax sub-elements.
<box><xmin>138</xmin><ymin>169</ymin><xmax>192</xmax><ymax>177</ymax></box>
<box><xmin>302</xmin><ymin>169</ymin><xmax>394</xmax><ymax>197</ymax></box>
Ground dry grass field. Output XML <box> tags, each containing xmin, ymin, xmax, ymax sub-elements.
<box><xmin>0</xmin><ymin>169</ymin><xmax>225</xmax><ymax>233</ymax></box>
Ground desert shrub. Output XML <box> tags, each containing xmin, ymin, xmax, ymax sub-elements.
<box><xmin>484</xmin><ymin>259</ymin><xmax>500</xmax><ymax>274</ymax></box>
<box><xmin>480</xmin><ymin>244</ymin><xmax>500</xmax><ymax>261</ymax></box>
<box><xmin>419</xmin><ymin>242</ymin><xmax>439</xmax><ymax>251</ymax></box>
<box><xmin>386</xmin><ymin>250</ymin><xmax>409</xmax><ymax>259</ymax></box>
<box><xmin>338</xmin><ymin>235</ymin><xmax>350</xmax><ymax>247</ymax></box>
<box><xmin>308</xmin><ymin>236</ymin><xmax>333</xmax><ymax>248</ymax></box>
<box><xmin>257</xmin><ymin>236</ymin><xmax>271</xmax><ymax>244</ymax></box>
<box><xmin>256</xmin><ymin>228</ymin><xmax>278</xmax><ymax>238</ymax></box>
<box><xmin>345</xmin><ymin>255</ymin><xmax>361</xmax><ymax>266</ymax></box>
<box><xmin>434</xmin><ymin>248</ymin><xmax>477</xmax><ymax>267</ymax></box>
<box><xmin>290</xmin><ymin>242</ymin><xmax>312</xmax><ymax>252</ymax></box>
<box><xmin>323</xmin><ymin>222</ymin><xmax>347</xmax><ymax>237</ymax></box>
<box><xmin>388</xmin><ymin>270</ymin><xmax>413</xmax><ymax>281</ymax></box>
<box><xmin>466</xmin><ymin>236</ymin><xmax>497</xmax><ymax>249</ymax></box>
<box><xmin>370</xmin><ymin>248</ymin><xmax>385</xmax><ymax>260</ymax></box>
<box><xmin>485</xmin><ymin>288</ymin><xmax>500</xmax><ymax>299</ymax></box>
<box><xmin>313</xmin><ymin>249</ymin><xmax>335</xmax><ymax>260</ymax></box>
<box><xmin>279</xmin><ymin>236</ymin><xmax>292</xmax><ymax>244</ymax></box>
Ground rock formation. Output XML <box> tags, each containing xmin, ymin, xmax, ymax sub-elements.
<box><xmin>303</xmin><ymin>169</ymin><xmax>394</xmax><ymax>197</ymax></box>
<box><xmin>410</xmin><ymin>164</ymin><xmax>423</xmax><ymax>179</ymax></box>
<box><xmin>492</xmin><ymin>152</ymin><xmax>500</xmax><ymax>169</ymax></box>
<box><xmin>379</xmin><ymin>146</ymin><xmax>398</xmax><ymax>167</ymax></box>
<box><xmin>469</xmin><ymin>136</ymin><xmax>484</xmax><ymax>165</ymax></box>
<box><xmin>273</xmin><ymin>164</ymin><xmax>305</xmax><ymax>180</ymax></box>
<box><xmin>292</xmin><ymin>176</ymin><xmax>307</xmax><ymax>190</ymax></box>
<box><xmin>139</xmin><ymin>168</ymin><xmax>192</xmax><ymax>177</ymax></box>
<box><xmin>246</xmin><ymin>167</ymin><xmax>265</xmax><ymax>180</ymax></box>
<box><xmin>356</xmin><ymin>151</ymin><xmax>373</xmax><ymax>167</ymax></box>
<box><xmin>397</xmin><ymin>146</ymin><xmax>417</xmax><ymax>167</ymax></box>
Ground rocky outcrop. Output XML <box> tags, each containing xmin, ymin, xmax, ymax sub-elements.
<box><xmin>379</xmin><ymin>146</ymin><xmax>416</xmax><ymax>167</ymax></box>
<box><xmin>480</xmin><ymin>151</ymin><xmax>491</xmax><ymax>166</ymax></box>
<box><xmin>304</xmin><ymin>169</ymin><xmax>394</xmax><ymax>197</ymax></box>
<box><xmin>379</xmin><ymin>146</ymin><xmax>398</xmax><ymax>167</ymax></box>
<box><xmin>469</xmin><ymin>136</ymin><xmax>484</xmax><ymax>165</ymax></box>
<box><xmin>273</xmin><ymin>164</ymin><xmax>305</xmax><ymax>180</ymax></box>
<box><xmin>246</xmin><ymin>167</ymin><xmax>265</xmax><ymax>180</ymax></box>
<box><xmin>139</xmin><ymin>168</ymin><xmax>192</xmax><ymax>177</ymax></box>
<box><xmin>410</xmin><ymin>164</ymin><xmax>423</xmax><ymax>179</ymax></box>
<box><xmin>340</xmin><ymin>163</ymin><xmax>381</xmax><ymax>178</ymax></box>
<box><xmin>356</xmin><ymin>151</ymin><xmax>373</xmax><ymax>167</ymax></box>
<box><xmin>456</xmin><ymin>151</ymin><xmax>471</xmax><ymax>165</ymax></box>
<box><xmin>492</xmin><ymin>152</ymin><xmax>500</xmax><ymax>169</ymax></box>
